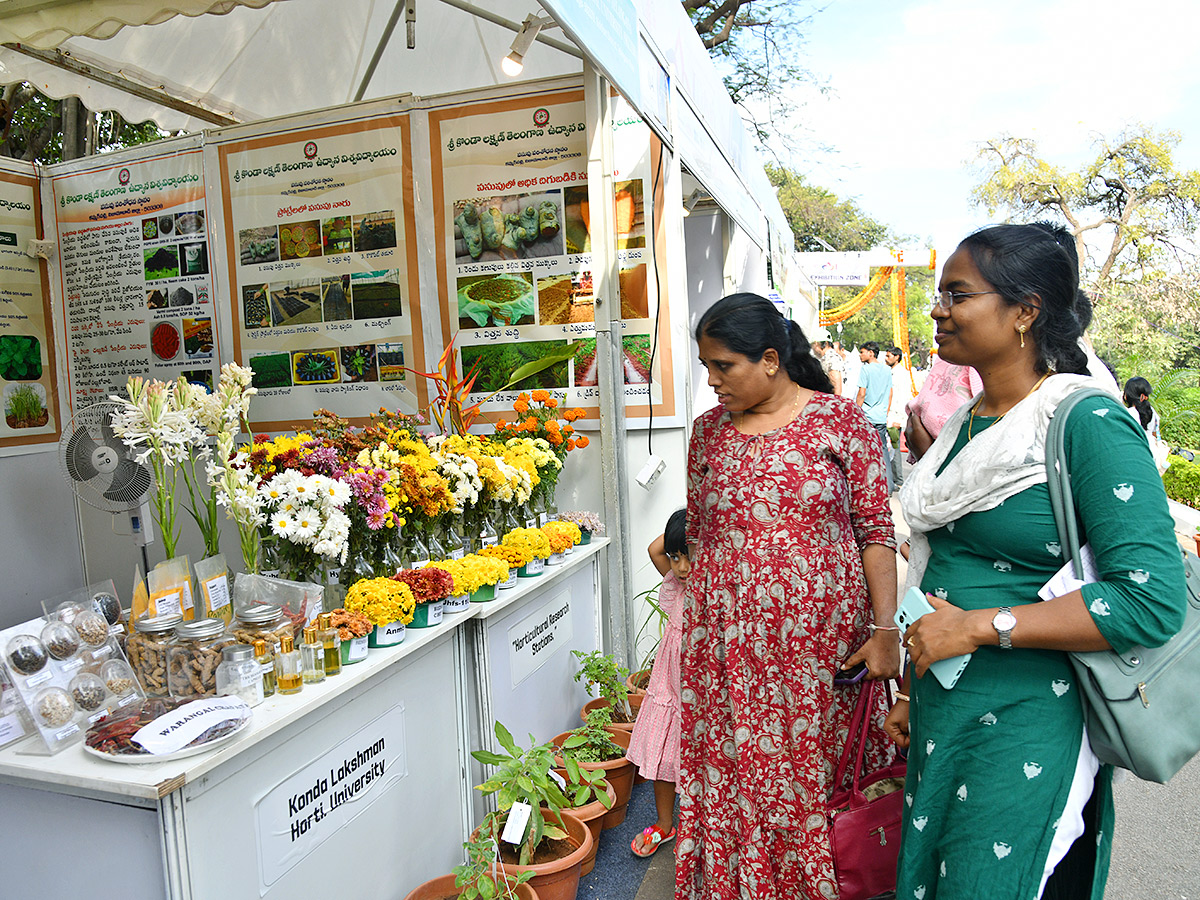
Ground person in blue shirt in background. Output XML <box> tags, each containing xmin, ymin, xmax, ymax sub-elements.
<box><xmin>856</xmin><ymin>341</ymin><xmax>894</xmax><ymax>493</ymax></box>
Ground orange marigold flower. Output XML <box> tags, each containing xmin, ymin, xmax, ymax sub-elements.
<box><xmin>513</xmin><ymin>400</ymin><xmax>530</xmax><ymax>415</ymax></box>
<box><xmin>567</xmin><ymin>439</ymin><xmax>576</xmax><ymax>451</ymax></box>
<box><xmin>575</xmin><ymin>435</ymin><xmax>590</xmax><ymax>448</ymax></box>
<box><xmin>518</xmin><ymin>392</ymin><xmax>530</xmax><ymax>403</ymax></box>
<box><xmin>562</xmin><ymin>424</ymin><xmax>573</xmax><ymax>436</ymax></box>
<box><xmin>546</xmin><ymin>398</ymin><xmax>558</xmax><ymax>408</ymax></box>
<box><xmin>495</xmin><ymin>419</ymin><xmax>508</xmax><ymax>430</ymax></box>
<box><xmin>565</xmin><ymin>408</ymin><xmax>585</xmax><ymax>422</ymax></box>
<box><xmin>546</xmin><ymin>419</ymin><xmax>560</xmax><ymax>432</ymax></box>
<box><xmin>547</xmin><ymin>432</ymin><xmax>563</xmax><ymax>446</ymax></box>
<box><xmin>531</xmin><ymin>389</ymin><xmax>550</xmax><ymax>403</ymax></box>
<box><xmin>525</xmin><ymin>416</ymin><xmax>538</xmax><ymax>430</ymax></box>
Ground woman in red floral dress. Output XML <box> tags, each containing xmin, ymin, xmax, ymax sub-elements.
<box><xmin>678</xmin><ymin>293</ymin><xmax>900</xmax><ymax>900</ymax></box>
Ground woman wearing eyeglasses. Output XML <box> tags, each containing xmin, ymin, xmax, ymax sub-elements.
<box><xmin>883</xmin><ymin>223</ymin><xmax>1185</xmax><ymax>899</ymax></box>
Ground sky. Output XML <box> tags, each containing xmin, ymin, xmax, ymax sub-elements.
<box><xmin>786</xmin><ymin>0</ymin><xmax>1200</xmax><ymax>261</ymax></box>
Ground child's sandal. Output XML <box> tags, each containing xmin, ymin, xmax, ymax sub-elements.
<box><xmin>630</xmin><ymin>824</ymin><xmax>675</xmax><ymax>857</ymax></box>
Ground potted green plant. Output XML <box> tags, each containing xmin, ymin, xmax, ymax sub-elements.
<box><xmin>552</xmin><ymin>706</ymin><xmax>635</xmax><ymax>829</ymax></box>
<box><xmin>571</xmin><ymin>648</ymin><xmax>636</xmax><ymax>725</ymax></box>
<box><xmin>555</xmin><ymin>744</ymin><xmax>615</xmax><ymax>876</ymax></box>
<box><xmin>471</xmin><ymin>722</ymin><xmax>592</xmax><ymax>900</ymax></box>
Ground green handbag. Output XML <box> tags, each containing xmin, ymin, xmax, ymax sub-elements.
<box><xmin>1046</xmin><ymin>387</ymin><xmax>1200</xmax><ymax>783</ymax></box>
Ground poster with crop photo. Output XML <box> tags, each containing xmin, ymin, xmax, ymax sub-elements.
<box><xmin>0</xmin><ymin>160</ymin><xmax>60</xmax><ymax>453</ymax></box>
<box><xmin>428</xmin><ymin>91</ymin><xmax>678</xmax><ymax>424</ymax></box>
<box><xmin>49</xmin><ymin>136</ymin><xmax>220</xmax><ymax>416</ymax></box>
<box><xmin>212</xmin><ymin>104</ymin><xmax>424</xmax><ymax>431</ymax></box>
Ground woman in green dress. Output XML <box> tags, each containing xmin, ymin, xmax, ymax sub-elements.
<box><xmin>885</xmin><ymin>222</ymin><xmax>1186</xmax><ymax>900</ymax></box>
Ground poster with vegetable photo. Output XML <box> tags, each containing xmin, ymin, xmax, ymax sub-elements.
<box><xmin>430</xmin><ymin>89</ymin><xmax>681</xmax><ymax>424</ymax></box>
<box><xmin>452</xmin><ymin>192</ymin><xmax>564</xmax><ymax>265</ymax></box>
<box><xmin>213</xmin><ymin>101</ymin><xmax>426</xmax><ymax>429</ymax></box>
<box><xmin>460</xmin><ymin>340</ymin><xmax>571</xmax><ymax>394</ymax></box>
<box><xmin>50</xmin><ymin>137</ymin><xmax>220</xmax><ymax>418</ymax></box>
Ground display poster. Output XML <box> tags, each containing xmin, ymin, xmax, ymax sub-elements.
<box><xmin>214</xmin><ymin>110</ymin><xmax>424</xmax><ymax>430</ymax></box>
<box><xmin>50</xmin><ymin>138</ymin><xmax>219</xmax><ymax>416</ymax></box>
<box><xmin>508</xmin><ymin>589</ymin><xmax>573</xmax><ymax>687</ymax></box>
<box><xmin>0</xmin><ymin>161</ymin><xmax>59</xmax><ymax>451</ymax></box>
<box><xmin>429</xmin><ymin>90</ymin><xmax>677</xmax><ymax>422</ymax></box>
<box><xmin>255</xmin><ymin>704</ymin><xmax>407</xmax><ymax>888</ymax></box>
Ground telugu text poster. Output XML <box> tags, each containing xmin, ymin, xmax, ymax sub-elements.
<box><xmin>428</xmin><ymin>90</ymin><xmax>675</xmax><ymax>421</ymax></box>
<box><xmin>214</xmin><ymin>110</ymin><xmax>425</xmax><ymax>431</ymax></box>
<box><xmin>0</xmin><ymin>162</ymin><xmax>59</xmax><ymax>451</ymax></box>
<box><xmin>50</xmin><ymin>138</ymin><xmax>219</xmax><ymax>415</ymax></box>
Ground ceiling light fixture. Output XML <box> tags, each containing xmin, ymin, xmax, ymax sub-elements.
<box><xmin>682</xmin><ymin>189</ymin><xmax>704</xmax><ymax>217</ymax></box>
<box><xmin>502</xmin><ymin>13</ymin><xmax>555</xmax><ymax>77</ymax></box>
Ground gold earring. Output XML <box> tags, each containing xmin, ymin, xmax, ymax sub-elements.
<box><xmin>1018</xmin><ymin>325</ymin><xmax>1027</xmax><ymax>349</ymax></box>
<box><xmin>767</xmin><ymin>367</ymin><xmax>777</xmax><ymax>376</ymax></box>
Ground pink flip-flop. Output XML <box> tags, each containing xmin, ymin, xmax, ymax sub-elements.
<box><xmin>631</xmin><ymin>824</ymin><xmax>676</xmax><ymax>857</ymax></box>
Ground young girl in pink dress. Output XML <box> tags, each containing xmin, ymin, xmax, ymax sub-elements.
<box><xmin>626</xmin><ymin>508</ymin><xmax>688</xmax><ymax>857</ymax></box>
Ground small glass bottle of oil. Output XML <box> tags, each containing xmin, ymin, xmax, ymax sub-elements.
<box><xmin>254</xmin><ymin>639</ymin><xmax>276</xmax><ymax>697</ymax></box>
<box><xmin>301</xmin><ymin>625</ymin><xmax>326</xmax><ymax>685</ymax></box>
<box><xmin>319</xmin><ymin>613</ymin><xmax>342</xmax><ymax>677</ymax></box>
<box><xmin>274</xmin><ymin>633</ymin><xmax>302</xmax><ymax>695</ymax></box>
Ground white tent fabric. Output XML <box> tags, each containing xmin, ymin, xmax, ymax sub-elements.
<box><xmin>0</xmin><ymin>0</ymin><xmax>284</xmax><ymax>47</ymax></box>
<box><xmin>0</xmin><ymin>0</ymin><xmax>583</xmax><ymax>132</ymax></box>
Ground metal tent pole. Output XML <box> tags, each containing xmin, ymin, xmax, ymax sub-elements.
<box><xmin>583</xmin><ymin>63</ymin><xmax>633</xmax><ymax>667</ymax></box>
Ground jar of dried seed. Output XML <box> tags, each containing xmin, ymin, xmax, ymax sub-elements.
<box><xmin>229</xmin><ymin>603</ymin><xmax>293</xmax><ymax>650</ymax></box>
<box><xmin>168</xmin><ymin>617</ymin><xmax>234</xmax><ymax>699</ymax></box>
<box><xmin>127</xmin><ymin>613</ymin><xmax>182</xmax><ymax>698</ymax></box>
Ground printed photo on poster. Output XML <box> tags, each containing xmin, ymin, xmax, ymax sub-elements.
<box><xmin>453</xmin><ymin>193</ymin><xmax>563</xmax><ymax>264</ymax></box>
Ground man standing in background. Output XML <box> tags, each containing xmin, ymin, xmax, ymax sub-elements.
<box><xmin>836</xmin><ymin>340</ymin><xmax>860</xmax><ymax>400</ymax></box>
<box><xmin>811</xmin><ymin>328</ymin><xmax>842</xmax><ymax>395</ymax></box>
<box><xmin>856</xmin><ymin>341</ymin><xmax>893</xmax><ymax>493</ymax></box>
<box><xmin>884</xmin><ymin>346</ymin><xmax>912</xmax><ymax>489</ymax></box>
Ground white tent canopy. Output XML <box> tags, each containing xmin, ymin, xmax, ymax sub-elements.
<box><xmin>0</xmin><ymin>0</ymin><xmax>584</xmax><ymax>132</ymax></box>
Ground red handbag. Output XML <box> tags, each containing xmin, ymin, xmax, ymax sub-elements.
<box><xmin>827</xmin><ymin>679</ymin><xmax>907</xmax><ymax>900</ymax></box>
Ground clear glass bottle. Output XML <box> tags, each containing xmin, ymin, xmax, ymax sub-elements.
<box><xmin>259</xmin><ymin>537</ymin><xmax>282</xmax><ymax>578</ymax></box>
<box><xmin>253</xmin><ymin>639</ymin><xmax>276</xmax><ymax>697</ymax></box>
<box><xmin>479</xmin><ymin>504</ymin><xmax>499</xmax><ymax>548</ymax></box>
<box><xmin>216</xmin><ymin>644</ymin><xmax>264</xmax><ymax>707</ymax></box>
<box><xmin>319</xmin><ymin>613</ymin><xmax>342</xmax><ymax>677</ymax></box>
<box><xmin>346</xmin><ymin>552</ymin><xmax>376</xmax><ymax>586</ymax></box>
<box><xmin>530</xmin><ymin>490</ymin><xmax>548</xmax><ymax>527</ymax></box>
<box><xmin>379</xmin><ymin>536</ymin><xmax>406</xmax><ymax>578</ymax></box>
<box><xmin>300</xmin><ymin>625</ymin><xmax>326</xmax><ymax>684</ymax></box>
<box><xmin>502</xmin><ymin>502</ymin><xmax>522</xmax><ymax>537</ymax></box>
<box><xmin>428</xmin><ymin>524</ymin><xmax>449</xmax><ymax>562</ymax></box>
<box><xmin>409</xmin><ymin>526</ymin><xmax>431</xmax><ymax>568</ymax></box>
<box><xmin>444</xmin><ymin>519</ymin><xmax>466</xmax><ymax>560</ymax></box>
<box><xmin>274</xmin><ymin>633</ymin><xmax>302</xmax><ymax>695</ymax></box>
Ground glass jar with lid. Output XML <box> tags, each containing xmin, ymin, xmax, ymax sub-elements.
<box><xmin>216</xmin><ymin>644</ymin><xmax>264</xmax><ymax>707</ymax></box>
<box><xmin>229</xmin><ymin>603</ymin><xmax>294</xmax><ymax>650</ymax></box>
<box><xmin>168</xmin><ymin>617</ymin><xmax>234</xmax><ymax>699</ymax></box>
<box><xmin>126</xmin><ymin>613</ymin><xmax>183</xmax><ymax>698</ymax></box>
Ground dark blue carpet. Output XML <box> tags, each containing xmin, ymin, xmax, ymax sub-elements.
<box><xmin>577</xmin><ymin>780</ymin><xmax>673</xmax><ymax>900</ymax></box>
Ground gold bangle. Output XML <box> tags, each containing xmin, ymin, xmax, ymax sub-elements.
<box><xmin>894</xmin><ymin>692</ymin><xmax>910</xmax><ymax>703</ymax></box>
<box><xmin>868</xmin><ymin>624</ymin><xmax>899</xmax><ymax>632</ymax></box>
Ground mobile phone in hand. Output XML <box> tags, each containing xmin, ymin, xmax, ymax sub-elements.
<box><xmin>835</xmin><ymin>661</ymin><xmax>868</xmax><ymax>685</ymax></box>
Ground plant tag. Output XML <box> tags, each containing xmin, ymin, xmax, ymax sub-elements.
<box><xmin>203</xmin><ymin>574</ymin><xmax>231</xmax><ymax>613</ymax></box>
<box><xmin>501</xmin><ymin>802</ymin><xmax>532</xmax><ymax>845</ymax></box>
<box><xmin>549</xmin><ymin>768</ymin><xmax>566</xmax><ymax>790</ymax></box>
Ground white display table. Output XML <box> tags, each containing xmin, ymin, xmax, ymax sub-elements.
<box><xmin>0</xmin><ymin>539</ymin><xmax>606</xmax><ymax>900</ymax></box>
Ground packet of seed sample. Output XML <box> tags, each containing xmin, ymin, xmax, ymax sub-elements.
<box><xmin>131</xmin><ymin>564</ymin><xmax>149</xmax><ymax>625</ymax></box>
<box><xmin>233</xmin><ymin>573</ymin><xmax>319</xmax><ymax>639</ymax></box>
<box><xmin>195</xmin><ymin>555</ymin><xmax>232</xmax><ymax>623</ymax></box>
<box><xmin>148</xmin><ymin>556</ymin><xmax>193</xmax><ymax>620</ymax></box>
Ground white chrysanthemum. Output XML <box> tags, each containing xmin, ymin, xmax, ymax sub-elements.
<box><xmin>271</xmin><ymin>511</ymin><xmax>298</xmax><ymax>538</ymax></box>
<box><xmin>290</xmin><ymin>506</ymin><xmax>320</xmax><ymax>541</ymax></box>
<box><xmin>321</xmin><ymin>478</ymin><xmax>351</xmax><ymax>508</ymax></box>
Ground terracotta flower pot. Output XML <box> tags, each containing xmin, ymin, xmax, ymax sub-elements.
<box><xmin>552</xmin><ymin>727</ymin><xmax>634</xmax><ymax>828</ymax></box>
<box><xmin>550</xmin><ymin>774</ymin><xmax>616</xmax><ymax>876</ymax></box>
<box><xmin>403</xmin><ymin>872</ymin><xmax>540</xmax><ymax>900</ymax></box>
<box><xmin>580</xmin><ymin>694</ymin><xmax>643</xmax><ymax>731</ymax></box>
<box><xmin>474</xmin><ymin>809</ymin><xmax>592</xmax><ymax>900</ymax></box>
<box><xmin>625</xmin><ymin>668</ymin><xmax>651</xmax><ymax>696</ymax></box>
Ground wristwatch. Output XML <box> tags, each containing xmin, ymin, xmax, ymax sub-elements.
<box><xmin>992</xmin><ymin>607</ymin><xmax>1017</xmax><ymax>650</ymax></box>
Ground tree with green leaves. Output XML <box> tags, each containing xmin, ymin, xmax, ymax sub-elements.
<box><xmin>766</xmin><ymin>165</ymin><xmax>889</xmax><ymax>253</ymax></box>
<box><xmin>1</xmin><ymin>83</ymin><xmax>168</xmax><ymax>163</ymax></box>
<box><xmin>686</xmin><ymin>1</ymin><xmax>821</xmax><ymax>152</ymax></box>
<box><xmin>971</xmin><ymin>126</ymin><xmax>1200</xmax><ymax>295</ymax></box>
